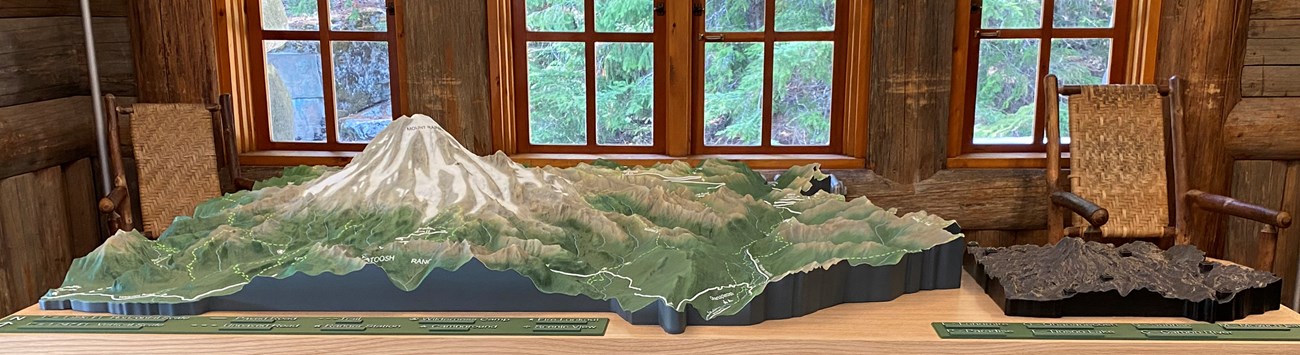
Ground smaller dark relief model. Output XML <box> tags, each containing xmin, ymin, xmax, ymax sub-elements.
<box><xmin>966</xmin><ymin>238</ymin><xmax>1282</xmax><ymax>322</ymax></box>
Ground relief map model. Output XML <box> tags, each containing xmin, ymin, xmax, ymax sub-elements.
<box><xmin>42</xmin><ymin>115</ymin><xmax>962</xmax><ymax>322</ymax></box>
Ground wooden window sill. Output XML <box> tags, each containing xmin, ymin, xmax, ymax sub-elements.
<box><xmin>240</xmin><ymin>151</ymin><xmax>866</xmax><ymax>170</ymax></box>
<box><xmin>241</xmin><ymin>150</ymin><xmax>358</xmax><ymax>166</ymax></box>
<box><xmin>946</xmin><ymin>152</ymin><xmax>1070</xmax><ymax>169</ymax></box>
<box><xmin>511</xmin><ymin>154</ymin><xmax>865</xmax><ymax>169</ymax></box>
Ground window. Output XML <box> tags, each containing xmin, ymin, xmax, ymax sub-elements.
<box><xmin>508</xmin><ymin>0</ymin><xmax>853</xmax><ymax>158</ymax></box>
<box><xmin>955</xmin><ymin>0</ymin><xmax>1132</xmax><ymax>154</ymax></box>
<box><xmin>246</xmin><ymin>0</ymin><xmax>401</xmax><ymax>151</ymax></box>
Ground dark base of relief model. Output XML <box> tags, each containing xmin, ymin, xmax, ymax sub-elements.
<box><xmin>964</xmin><ymin>248</ymin><xmax>1282</xmax><ymax>322</ymax></box>
<box><xmin>42</xmin><ymin>227</ymin><xmax>964</xmax><ymax>334</ymax></box>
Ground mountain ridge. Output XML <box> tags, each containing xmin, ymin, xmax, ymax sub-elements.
<box><xmin>43</xmin><ymin>114</ymin><xmax>962</xmax><ymax>319</ymax></box>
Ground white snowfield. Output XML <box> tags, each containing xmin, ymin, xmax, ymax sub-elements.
<box><xmin>300</xmin><ymin>114</ymin><xmax>572</xmax><ymax>220</ymax></box>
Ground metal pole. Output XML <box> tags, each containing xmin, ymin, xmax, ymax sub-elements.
<box><xmin>81</xmin><ymin>0</ymin><xmax>112</xmax><ymax>192</ymax></box>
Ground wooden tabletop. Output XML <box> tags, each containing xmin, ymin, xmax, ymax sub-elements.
<box><xmin>3</xmin><ymin>272</ymin><xmax>1299</xmax><ymax>354</ymax></box>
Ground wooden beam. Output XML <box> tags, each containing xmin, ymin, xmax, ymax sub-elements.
<box><xmin>1252</xmin><ymin>0</ymin><xmax>1300</xmax><ymax>20</ymax></box>
<box><xmin>1224</xmin><ymin>161</ymin><xmax>1288</xmax><ymax>270</ymax></box>
<box><xmin>1241</xmin><ymin>66</ymin><xmax>1300</xmax><ymax>97</ymax></box>
<box><xmin>1250</xmin><ymin>19</ymin><xmax>1300</xmax><ymax>39</ymax></box>
<box><xmin>1155</xmin><ymin>0</ymin><xmax>1253</xmax><ymax>257</ymax></box>
<box><xmin>867</xmin><ymin>0</ymin><xmax>954</xmax><ymax>184</ymax></box>
<box><xmin>662</xmin><ymin>0</ymin><xmax>692</xmax><ymax>157</ymax></box>
<box><xmin>486</xmin><ymin>0</ymin><xmax>517</xmax><ymax>154</ymax></box>
<box><xmin>965</xmin><ymin>229</ymin><xmax>1050</xmax><ymax>248</ymax></box>
<box><xmin>1225</xmin><ymin>98</ymin><xmax>1300</xmax><ymax>160</ymax></box>
<box><xmin>129</xmin><ymin>0</ymin><xmax>218</xmax><ymax>103</ymax></box>
<box><xmin>840</xmin><ymin>0</ymin><xmax>871</xmax><ymax>159</ymax></box>
<box><xmin>1279</xmin><ymin>161</ymin><xmax>1300</xmax><ymax>309</ymax></box>
<box><xmin>0</xmin><ymin>17</ymin><xmax>134</xmax><ymax>108</ymax></box>
<box><xmin>830</xmin><ymin>168</ymin><xmax>1047</xmax><ymax>230</ymax></box>
<box><xmin>403</xmin><ymin>0</ymin><xmax>492</xmax><ymax>155</ymax></box>
<box><xmin>87</xmin><ymin>17</ymin><xmax>136</xmax><ymax>98</ymax></box>
<box><xmin>0</xmin><ymin>0</ymin><xmax>127</xmax><ymax>18</ymax></box>
<box><xmin>0</xmin><ymin>97</ymin><xmax>97</xmax><ymax>180</ymax></box>
<box><xmin>1245</xmin><ymin>38</ymin><xmax>1300</xmax><ymax>65</ymax></box>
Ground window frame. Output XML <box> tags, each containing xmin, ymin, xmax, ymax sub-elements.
<box><xmin>494</xmin><ymin>0</ymin><xmax>868</xmax><ymax>167</ymax></box>
<box><xmin>691</xmin><ymin>0</ymin><xmax>849</xmax><ymax>155</ymax></box>
<box><xmin>244</xmin><ymin>0</ymin><xmax>405</xmax><ymax>152</ymax></box>
<box><xmin>950</xmin><ymin>0</ymin><xmax>1138</xmax><ymax>157</ymax></box>
<box><xmin>510</xmin><ymin>0</ymin><xmax>667</xmax><ymax>154</ymax></box>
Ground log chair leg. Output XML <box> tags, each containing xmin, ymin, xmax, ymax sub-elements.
<box><xmin>1258</xmin><ymin>226</ymin><xmax>1278</xmax><ymax>272</ymax></box>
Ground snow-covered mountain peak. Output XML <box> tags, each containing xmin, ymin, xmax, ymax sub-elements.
<box><xmin>297</xmin><ymin>114</ymin><xmax>570</xmax><ymax>219</ymax></box>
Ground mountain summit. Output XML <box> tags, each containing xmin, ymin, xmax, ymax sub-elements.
<box><xmin>300</xmin><ymin>114</ymin><xmax>570</xmax><ymax>218</ymax></box>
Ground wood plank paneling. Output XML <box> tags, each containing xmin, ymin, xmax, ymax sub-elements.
<box><xmin>1245</xmin><ymin>38</ymin><xmax>1300</xmax><ymax>65</ymax></box>
<box><xmin>0</xmin><ymin>166</ymin><xmax>74</xmax><ymax>315</ymax></box>
<box><xmin>1224</xmin><ymin>98</ymin><xmax>1300</xmax><ymax>160</ymax></box>
<box><xmin>1250</xmin><ymin>19</ymin><xmax>1300</xmax><ymax>38</ymax></box>
<box><xmin>1253</xmin><ymin>0</ymin><xmax>1300</xmax><ymax>20</ymax></box>
<box><xmin>1237</xmin><ymin>2</ymin><xmax>1300</xmax><ymax>309</ymax></box>
<box><xmin>0</xmin><ymin>17</ymin><xmax>134</xmax><ymax>107</ymax></box>
<box><xmin>33</xmin><ymin>167</ymin><xmax>73</xmax><ymax>296</ymax></box>
<box><xmin>1155</xmin><ymin>0</ymin><xmax>1253</xmax><ymax>257</ymax></box>
<box><xmin>1241</xmin><ymin>66</ymin><xmax>1300</xmax><ymax>96</ymax></box>
<box><xmin>0</xmin><ymin>0</ymin><xmax>127</xmax><ymax>18</ymax></box>
<box><xmin>1224</xmin><ymin>161</ymin><xmax>1288</xmax><ymax>269</ymax></box>
<box><xmin>0</xmin><ymin>18</ymin><xmax>81</xmax><ymax>107</ymax></box>
<box><xmin>830</xmin><ymin>168</ymin><xmax>1046</xmax><ymax>230</ymax></box>
<box><xmin>0</xmin><ymin>96</ymin><xmax>97</xmax><ymax>180</ymax></box>
<box><xmin>0</xmin><ymin>194</ymin><xmax>11</xmax><ymax>314</ymax></box>
<box><xmin>1279</xmin><ymin>162</ymin><xmax>1300</xmax><ymax>310</ymax></box>
<box><xmin>89</xmin><ymin>17</ymin><xmax>136</xmax><ymax>97</ymax></box>
<box><xmin>129</xmin><ymin>0</ymin><xmax>217</xmax><ymax>103</ymax></box>
<box><xmin>63</xmin><ymin>158</ymin><xmax>102</xmax><ymax>257</ymax></box>
<box><xmin>867</xmin><ymin>0</ymin><xmax>954</xmax><ymax>184</ymax></box>
<box><xmin>964</xmin><ymin>229</ymin><xmax>1049</xmax><ymax>248</ymax></box>
<box><xmin>403</xmin><ymin>0</ymin><xmax>492</xmax><ymax>155</ymax></box>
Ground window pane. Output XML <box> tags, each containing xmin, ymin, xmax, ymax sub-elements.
<box><xmin>265</xmin><ymin>40</ymin><xmax>326</xmax><ymax>142</ymax></box>
<box><xmin>772</xmin><ymin>41</ymin><xmax>832</xmax><ymax>146</ymax></box>
<box><xmin>596</xmin><ymin>42</ymin><xmax>654</xmax><ymax>146</ymax></box>
<box><xmin>775</xmin><ymin>0</ymin><xmax>835</xmax><ymax>32</ymax></box>
<box><xmin>333</xmin><ymin>41</ymin><xmax>393</xmax><ymax>143</ymax></box>
<box><xmin>981</xmin><ymin>0</ymin><xmax>1043</xmax><ymax>29</ymax></box>
<box><xmin>262</xmin><ymin>0</ymin><xmax>319</xmax><ymax>31</ymax></box>
<box><xmin>1054</xmin><ymin>0</ymin><xmax>1116</xmax><ymax>28</ymax></box>
<box><xmin>1050</xmin><ymin>38</ymin><xmax>1112</xmax><ymax>141</ymax></box>
<box><xmin>330</xmin><ymin>0</ymin><xmax>388</xmax><ymax>32</ymax></box>
<box><xmin>706</xmin><ymin>0</ymin><xmax>765</xmax><ymax>32</ymax></box>
<box><xmin>527</xmin><ymin>0</ymin><xmax>585</xmax><ymax>32</ymax></box>
<box><xmin>596</xmin><ymin>0</ymin><xmax>653</xmax><ymax>33</ymax></box>
<box><xmin>973</xmin><ymin>39</ymin><xmax>1041</xmax><ymax>145</ymax></box>
<box><xmin>528</xmin><ymin>41</ymin><xmax>588</xmax><ymax>145</ymax></box>
<box><xmin>704</xmin><ymin>42</ymin><xmax>764</xmax><ymax>146</ymax></box>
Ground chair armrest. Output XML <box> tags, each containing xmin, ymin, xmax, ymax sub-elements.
<box><xmin>99</xmin><ymin>186</ymin><xmax>127</xmax><ymax>213</ymax></box>
<box><xmin>1186</xmin><ymin>189</ymin><xmax>1292</xmax><ymax>228</ymax></box>
<box><xmin>1051</xmin><ymin>191</ymin><xmax>1109</xmax><ymax>227</ymax></box>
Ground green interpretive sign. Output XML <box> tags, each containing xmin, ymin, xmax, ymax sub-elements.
<box><xmin>0</xmin><ymin>315</ymin><xmax>607</xmax><ymax>336</ymax></box>
<box><xmin>932</xmin><ymin>322</ymin><xmax>1300</xmax><ymax>341</ymax></box>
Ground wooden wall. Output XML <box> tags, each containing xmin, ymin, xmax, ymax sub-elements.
<box><xmin>403</xmin><ymin>0</ymin><xmax>493</xmax><ymax>156</ymax></box>
<box><xmin>0</xmin><ymin>0</ymin><xmax>136</xmax><ymax>315</ymax></box>
<box><xmin>2</xmin><ymin>0</ymin><xmax>1294</xmax><ymax>312</ymax></box>
<box><xmin>1223</xmin><ymin>0</ymin><xmax>1300</xmax><ymax>310</ymax></box>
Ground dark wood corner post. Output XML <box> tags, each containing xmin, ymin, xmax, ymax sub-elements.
<box><xmin>128</xmin><ymin>0</ymin><xmax>220</xmax><ymax>104</ymax></box>
<box><xmin>867</xmin><ymin>0</ymin><xmax>956</xmax><ymax>184</ymax></box>
<box><xmin>1154</xmin><ymin>0</ymin><xmax>1253</xmax><ymax>257</ymax></box>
